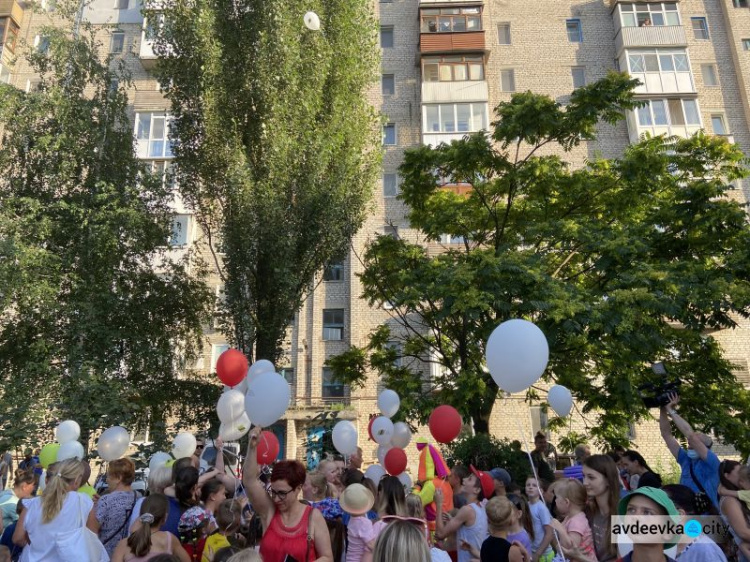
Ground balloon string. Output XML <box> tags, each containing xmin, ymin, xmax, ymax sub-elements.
<box><xmin>505</xmin><ymin>394</ymin><xmax>567</xmax><ymax>560</ymax></box>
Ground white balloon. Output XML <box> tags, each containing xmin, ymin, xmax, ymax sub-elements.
<box><xmin>364</xmin><ymin>464</ymin><xmax>386</xmax><ymax>484</ymax></box>
<box><xmin>57</xmin><ymin>440</ymin><xmax>84</xmax><ymax>462</ymax></box>
<box><xmin>217</xmin><ymin>389</ymin><xmax>247</xmax><ymax>423</ymax></box>
<box><xmin>377</xmin><ymin>389</ymin><xmax>400</xmax><ymax>418</ymax></box>
<box><xmin>219</xmin><ymin>412</ymin><xmax>252</xmax><ymax>441</ymax></box>
<box><xmin>391</xmin><ymin>422</ymin><xmax>412</xmax><ymax>449</ymax></box>
<box><xmin>248</xmin><ymin>359</ymin><xmax>275</xmax><ymax>384</ymax></box>
<box><xmin>56</xmin><ymin>420</ymin><xmax>81</xmax><ymax>445</ymax></box>
<box><xmin>486</xmin><ymin>319</ymin><xmax>549</xmax><ymax>394</ymax></box>
<box><xmin>377</xmin><ymin>444</ymin><xmax>392</xmax><ymax>466</ymax></box>
<box><xmin>233</xmin><ymin>377</ymin><xmax>249</xmax><ymax>394</ymax></box>
<box><xmin>397</xmin><ymin>472</ymin><xmax>412</xmax><ymax>490</ymax></box>
<box><xmin>172</xmin><ymin>432</ymin><xmax>197</xmax><ymax>459</ymax></box>
<box><xmin>246</xmin><ymin>372</ymin><xmax>290</xmax><ymax>427</ymax></box>
<box><xmin>98</xmin><ymin>426</ymin><xmax>130</xmax><ymax>462</ymax></box>
<box><xmin>303</xmin><ymin>11</ymin><xmax>320</xmax><ymax>31</ymax></box>
<box><xmin>371</xmin><ymin>416</ymin><xmax>394</xmax><ymax>446</ymax></box>
<box><xmin>332</xmin><ymin>420</ymin><xmax>358</xmax><ymax>456</ymax></box>
<box><xmin>548</xmin><ymin>385</ymin><xmax>573</xmax><ymax>418</ymax></box>
<box><xmin>149</xmin><ymin>452</ymin><xmax>172</xmax><ymax>472</ymax></box>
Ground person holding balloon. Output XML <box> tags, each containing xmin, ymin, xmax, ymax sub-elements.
<box><xmin>242</xmin><ymin>426</ymin><xmax>333</xmax><ymax>562</ymax></box>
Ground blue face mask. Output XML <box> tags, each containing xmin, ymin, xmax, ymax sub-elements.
<box><xmin>687</xmin><ymin>449</ymin><xmax>699</xmax><ymax>460</ymax></box>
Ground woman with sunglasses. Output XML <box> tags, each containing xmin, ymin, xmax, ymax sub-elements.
<box><xmin>242</xmin><ymin>427</ymin><xmax>333</xmax><ymax>562</ymax></box>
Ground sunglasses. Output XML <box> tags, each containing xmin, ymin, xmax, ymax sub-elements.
<box><xmin>381</xmin><ymin>515</ymin><xmax>427</xmax><ymax>527</ymax></box>
<box><xmin>268</xmin><ymin>487</ymin><xmax>294</xmax><ymax>501</ymax></box>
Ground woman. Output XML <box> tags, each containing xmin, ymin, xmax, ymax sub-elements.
<box><xmin>620</xmin><ymin>451</ymin><xmax>662</xmax><ymax>489</ymax></box>
<box><xmin>318</xmin><ymin>460</ymin><xmax>343</xmax><ymax>499</ymax></box>
<box><xmin>112</xmin><ymin>493</ymin><xmax>191</xmax><ymax>562</ymax></box>
<box><xmin>373</xmin><ymin>519</ymin><xmax>430</xmax><ymax>562</ymax></box>
<box><xmin>129</xmin><ymin>465</ymin><xmax>176</xmax><ymax>532</ymax></box>
<box><xmin>662</xmin><ymin>484</ymin><xmax>726</xmax><ymax>561</ymax></box>
<box><xmin>88</xmin><ymin>457</ymin><xmax>140</xmax><ymax>557</ymax></box>
<box><xmin>13</xmin><ymin>458</ymin><xmax>104</xmax><ymax>561</ymax></box>
<box><xmin>371</xmin><ymin>476</ymin><xmax>407</xmax><ymax>541</ymax></box>
<box><xmin>242</xmin><ymin>427</ymin><xmax>333</xmax><ymax>562</ymax></box>
<box><xmin>580</xmin><ymin>454</ymin><xmax>620</xmax><ymax>562</ymax></box>
<box><xmin>0</xmin><ymin>470</ymin><xmax>36</xmax><ymax>529</ymax></box>
<box><xmin>434</xmin><ymin>470</ymin><xmax>489</xmax><ymax>562</ymax></box>
<box><xmin>201</xmin><ymin>478</ymin><xmax>227</xmax><ymax>527</ymax></box>
<box><xmin>718</xmin><ymin>460</ymin><xmax>750</xmax><ymax>562</ymax></box>
<box><xmin>303</xmin><ymin>471</ymin><xmax>330</xmax><ymax>504</ymax></box>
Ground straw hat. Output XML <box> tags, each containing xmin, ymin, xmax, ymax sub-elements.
<box><xmin>339</xmin><ymin>483</ymin><xmax>375</xmax><ymax>516</ymax></box>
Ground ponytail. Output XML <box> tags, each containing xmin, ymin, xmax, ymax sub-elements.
<box><xmin>128</xmin><ymin>493</ymin><xmax>168</xmax><ymax>557</ymax></box>
<box><xmin>42</xmin><ymin>459</ymin><xmax>83</xmax><ymax>523</ymax></box>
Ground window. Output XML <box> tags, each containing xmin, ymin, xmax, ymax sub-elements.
<box><xmin>497</xmin><ymin>22</ymin><xmax>511</xmax><ymax>44</ymax></box>
<box><xmin>109</xmin><ymin>79</ymin><xmax>119</xmax><ymax>94</ymax></box>
<box><xmin>136</xmin><ymin>113</ymin><xmax>175</xmax><ymax>158</ymax></box>
<box><xmin>41</xmin><ymin>0</ymin><xmax>56</xmax><ymax>11</ymax></box>
<box><xmin>323</xmin><ymin>262</ymin><xmax>344</xmax><ymax>282</ymax></box>
<box><xmin>691</xmin><ymin>17</ymin><xmax>709</xmax><ymax>40</ymax></box>
<box><xmin>422</xmin><ymin>55</ymin><xmax>484</xmax><ymax>82</ymax></box>
<box><xmin>421</xmin><ymin>7</ymin><xmax>482</xmax><ymax>33</ymax></box>
<box><xmin>170</xmin><ymin>214</ymin><xmax>190</xmax><ymax>246</ymax></box>
<box><xmin>322</xmin><ymin>368</ymin><xmax>345</xmax><ymax>400</ymax></box>
<box><xmin>279</xmin><ymin>368</ymin><xmax>294</xmax><ymax>385</ymax></box>
<box><xmin>384</xmin><ymin>225</ymin><xmax>399</xmax><ymax>238</ymax></box>
<box><xmin>619</xmin><ymin>3</ymin><xmax>680</xmax><ymax>27</ymax></box>
<box><xmin>35</xmin><ymin>35</ymin><xmax>50</xmax><ymax>54</ymax></box>
<box><xmin>627</xmin><ymin>51</ymin><xmax>690</xmax><ymax>74</ymax></box>
<box><xmin>441</xmin><ymin>233</ymin><xmax>466</xmax><ymax>245</ymax></box>
<box><xmin>383</xmin><ymin>173</ymin><xmax>399</xmax><ymax>197</ymax></box>
<box><xmin>734</xmin><ymin>0</ymin><xmax>749</xmax><ymax>7</ymax></box>
<box><xmin>383</xmin><ymin>123</ymin><xmax>396</xmax><ymax>146</ymax></box>
<box><xmin>110</xmin><ymin>31</ymin><xmax>125</xmax><ymax>54</ymax></box>
<box><xmin>380</xmin><ymin>26</ymin><xmax>394</xmax><ymax>48</ymax></box>
<box><xmin>115</xmin><ymin>0</ymin><xmax>128</xmax><ymax>9</ymax></box>
<box><xmin>151</xmin><ymin>160</ymin><xmax>176</xmax><ymax>189</ymax></box>
<box><xmin>211</xmin><ymin>343</ymin><xmax>230</xmax><ymax>372</ymax></box>
<box><xmin>711</xmin><ymin>114</ymin><xmax>728</xmax><ymax>135</ymax></box>
<box><xmin>701</xmin><ymin>64</ymin><xmax>718</xmax><ymax>86</ymax></box>
<box><xmin>743</xmin><ymin>39</ymin><xmax>750</xmax><ymax>51</ymax></box>
<box><xmin>385</xmin><ymin>341</ymin><xmax>402</xmax><ymax>368</ymax></box>
<box><xmin>637</xmin><ymin>98</ymin><xmax>701</xmax><ymax>127</ymax></box>
<box><xmin>0</xmin><ymin>19</ymin><xmax>18</xmax><ymax>52</ymax></box>
<box><xmin>572</xmin><ymin>67</ymin><xmax>586</xmax><ymax>89</ymax></box>
<box><xmin>566</xmin><ymin>19</ymin><xmax>582</xmax><ymax>43</ymax></box>
<box><xmin>382</xmin><ymin>74</ymin><xmax>395</xmax><ymax>96</ymax></box>
<box><xmin>423</xmin><ymin>103</ymin><xmax>488</xmax><ymax>133</ymax></box>
<box><xmin>500</xmin><ymin>69</ymin><xmax>516</xmax><ymax>92</ymax></box>
<box><xmin>323</xmin><ymin>309</ymin><xmax>345</xmax><ymax>341</ymax></box>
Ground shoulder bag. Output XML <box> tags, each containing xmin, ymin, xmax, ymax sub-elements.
<box><xmin>55</xmin><ymin>492</ymin><xmax>110</xmax><ymax>562</ymax></box>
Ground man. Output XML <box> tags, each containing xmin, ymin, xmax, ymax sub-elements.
<box><xmin>659</xmin><ymin>392</ymin><xmax>720</xmax><ymax>511</ymax></box>
<box><xmin>488</xmin><ymin>467</ymin><xmax>511</xmax><ymax>497</ymax></box>
<box><xmin>574</xmin><ymin>444</ymin><xmax>591</xmax><ymax>465</ymax></box>
<box><xmin>530</xmin><ymin>432</ymin><xmax>557</xmax><ymax>473</ymax></box>
<box><xmin>349</xmin><ymin>446</ymin><xmax>363</xmax><ymax>471</ymax></box>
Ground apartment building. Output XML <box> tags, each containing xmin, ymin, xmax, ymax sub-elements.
<box><xmin>4</xmin><ymin>0</ymin><xmax>749</xmax><ymax>468</ymax></box>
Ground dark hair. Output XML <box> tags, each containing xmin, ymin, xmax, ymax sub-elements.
<box><xmin>623</xmin><ymin>450</ymin><xmax>652</xmax><ymax>472</ymax></box>
<box><xmin>128</xmin><ymin>493</ymin><xmax>169</xmax><ymax>557</ymax></box>
<box><xmin>583</xmin><ymin>455</ymin><xmax>620</xmax><ymax>559</ymax></box>
<box><xmin>662</xmin><ymin>484</ymin><xmax>704</xmax><ymax>515</ymax></box>
<box><xmin>270</xmin><ymin>460</ymin><xmax>306</xmax><ymax>490</ymax></box>
<box><xmin>327</xmin><ymin>518</ymin><xmax>347</xmax><ymax>562</ymax></box>
<box><xmin>200</xmin><ymin>477</ymin><xmax>225</xmax><ymax>504</ymax></box>
<box><xmin>215</xmin><ymin>499</ymin><xmax>240</xmax><ymax>534</ymax></box>
<box><xmin>342</xmin><ymin>468</ymin><xmax>365</xmax><ymax>487</ymax></box>
<box><xmin>174</xmin><ymin>467</ymin><xmax>199</xmax><ymax>509</ymax></box>
<box><xmin>451</xmin><ymin>465</ymin><xmax>470</xmax><ymax>482</ymax></box>
<box><xmin>606</xmin><ymin>451</ymin><xmax>621</xmax><ymax>463</ymax></box>
<box><xmin>534</xmin><ymin>432</ymin><xmax>547</xmax><ymax>441</ymax></box>
<box><xmin>465</xmin><ymin>473</ymin><xmax>484</xmax><ymax>502</ymax></box>
<box><xmin>172</xmin><ymin>457</ymin><xmax>193</xmax><ymax>482</ymax></box>
<box><xmin>376</xmin><ymin>475</ymin><xmax>406</xmax><ymax>516</ymax></box>
<box><xmin>507</xmin><ymin>493</ymin><xmax>535</xmax><ymax>541</ymax></box>
<box><xmin>720</xmin><ymin>460</ymin><xmax>742</xmax><ymax>492</ymax></box>
<box><xmin>13</xmin><ymin>469</ymin><xmax>37</xmax><ymax>488</ymax></box>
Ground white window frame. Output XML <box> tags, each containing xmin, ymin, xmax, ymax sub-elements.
<box><xmin>500</xmin><ymin>68</ymin><xmax>516</xmax><ymax>92</ymax></box>
<box><xmin>211</xmin><ymin>343</ymin><xmax>230</xmax><ymax>373</ymax></box>
<box><xmin>710</xmin><ymin>114</ymin><xmax>728</xmax><ymax>136</ymax></box>
<box><xmin>110</xmin><ymin>30</ymin><xmax>125</xmax><ymax>54</ymax></box>
<box><xmin>135</xmin><ymin>112</ymin><xmax>175</xmax><ymax>159</ymax></box>
<box><xmin>383</xmin><ymin>173</ymin><xmax>399</xmax><ymax>198</ymax></box>
<box><xmin>636</xmin><ymin>98</ymin><xmax>702</xmax><ymax>128</ymax></box>
<box><xmin>422</xmin><ymin>103</ymin><xmax>488</xmax><ymax>134</ymax></box>
<box><xmin>34</xmin><ymin>35</ymin><xmax>50</xmax><ymax>54</ymax></box>
<box><xmin>422</xmin><ymin>55</ymin><xmax>485</xmax><ymax>82</ymax></box>
<box><xmin>170</xmin><ymin>214</ymin><xmax>191</xmax><ymax>247</ymax></box>
<box><xmin>691</xmin><ymin>17</ymin><xmax>709</xmax><ymax>40</ymax></box>
<box><xmin>618</xmin><ymin>3</ymin><xmax>681</xmax><ymax>28</ymax></box>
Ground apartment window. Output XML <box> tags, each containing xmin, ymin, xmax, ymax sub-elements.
<box><xmin>628</xmin><ymin>51</ymin><xmax>689</xmax><ymax>74</ymax></box>
<box><xmin>211</xmin><ymin>343</ymin><xmax>230</xmax><ymax>372</ymax></box>
<box><xmin>566</xmin><ymin>19</ymin><xmax>583</xmax><ymax>43</ymax></box>
<box><xmin>385</xmin><ymin>341</ymin><xmax>402</xmax><ymax>368</ymax></box>
<box><xmin>382</xmin><ymin>74</ymin><xmax>395</xmax><ymax>96</ymax></box>
<box><xmin>423</xmin><ymin>103</ymin><xmax>488</xmax><ymax>133</ymax></box>
<box><xmin>422</xmin><ymin>55</ymin><xmax>484</xmax><ymax>82</ymax></box>
<box><xmin>743</xmin><ymin>39</ymin><xmax>750</xmax><ymax>51</ymax></box>
<box><xmin>691</xmin><ymin>17</ymin><xmax>709</xmax><ymax>40</ymax></box>
<box><xmin>380</xmin><ymin>26</ymin><xmax>394</xmax><ymax>48</ymax></box>
<box><xmin>734</xmin><ymin>0</ymin><xmax>749</xmax><ymax>7</ymax></box>
<box><xmin>35</xmin><ymin>35</ymin><xmax>50</xmax><ymax>54</ymax></box>
<box><xmin>384</xmin><ymin>225</ymin><xmax>399</xmax><ymax>239</ymax></box>
<box><xmin>421</xmin><ymin>7</ymin><xmax>482</xmax><ymax>33</ymax></box>
<box><xmin>110</xmin><ymin>31</ymin><xmax>125</xmax><ymax>54</ymax></box>
<box><xmin>383</xmin><ymin>173</ymin><xmax>399</xmax><ymax>197</ymax></box>
<box><xmin>711</xmin><ymin>114</ymin><xmax>728</xmax><ymax>136</ymax></box>
<box><xmin>500</xmin><ymin>69</ymin><xmax>516</xmax><ymax>92</ymax></box>
<box><xmin>136</xmin><ymin>113</ymin><xmax>175</xmax><ymax>158</ymax></box>
<box><xmin>497</xmin><ymin>22</ymin><xmax>511</xmax><ymax>45</ymax></box>
<box><xmin>441</xmin><ymin>233</ymin><xmax>466</xmax><ymax>245</ymax></box>
<box><xmin>383</xmin><ymin>123</ymin><xmax>396</xmax><ymax>145</ymax></box>
<box><xmin>115</xmin><ymin>0</ymin><xmax>128</xmax><ymax>8</ymax></box>
<box><xmin>109</xmin><ymin>79</ymin><xmax>119</xmax><ymax>94</ymax></box>
<box><xmin>322</xmin><ymin>368</ymin><xmax>345</xmax><ymax>400</ymax></box>
<box><xmin>0</xmin><ymin>19</ymin><xmax>19</xmax><ymax>52</ymax></box>
<box><xmin>279</xmin><ymin>368</ymin><xmax>294</xmax><ymax>385</ymax></box>
<box><xmin>701</xmin><ymin>63</ymin><xmax>718</xmax><ymax>86</ymax></box>
<box><xmin>170</xmin><ymin>214</ymin><xmax>190</xmax><ymax>246</ymax></box>
<box><xmin>151</xmin><ymin>160</ymin><xmax>175</xmax><ymax>189</ymax></box>
<box><xmin>322</xmin><ymin>309</ymin><xmax>345</xmax><ymax>341</ymax></box>
<box><xmin>323</xmin><ymin>262</ymin><xmax>344</xmax><ymax>282</ymax></box>
<box><xmin>637</xmin><ymin>98</ymin><xmax>701</xmax><ymax>127</ymax></box>
<box><xmin>619</xmin><ymin>3</ymin><xmax>680</xmax><ymax>27</ymax></box>
<box><xmin>572</xmin><ymin>67</ymin><xmax>586</xmax><ymax>89</ymax></box>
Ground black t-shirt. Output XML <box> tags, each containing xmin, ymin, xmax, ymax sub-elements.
<box><xmin>480</xmin><ymin>536</ymin><xmax>512</xmax><ymax>562</ymax></box>
<box><xmin>637</xmin><ymin>471</ymin><xmax>662</xmax><ymax>488</ymax></box>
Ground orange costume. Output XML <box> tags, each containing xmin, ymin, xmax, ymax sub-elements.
<box><xmin>412</xmin><ymin>439</ymin><xmax>453</xmax><ymax>532</ymax></box>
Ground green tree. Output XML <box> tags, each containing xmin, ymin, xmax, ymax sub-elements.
<box><xmin>328</xmin><ymin>73</ymin><xmax>750</xmax><ymax>456</ymax></box>
<box><xmin>148</xmin><ymin>0</ymin><xmax>381</xmax><ymax>362</ymax></box>
<box><xmin>0</xmin><ymin>17</ymin><xmax>214</xmax><ymax>450</ymax></box>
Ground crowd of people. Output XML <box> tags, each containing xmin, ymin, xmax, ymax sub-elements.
<box><xmin>0</xmin><ymin>392</ymin><xmax>747</xmax><ymax>562</ymax></box>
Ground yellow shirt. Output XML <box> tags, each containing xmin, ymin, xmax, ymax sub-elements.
<box><xmin>201</xmin><ymin>532</ymin><xmax>231</xmax><ymax>562</ymax></box>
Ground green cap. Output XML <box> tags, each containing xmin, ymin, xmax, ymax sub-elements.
<box><xmin>618</xmin><ymin>487</ymin><xmax>681</xmax><ymax>549</ymax></box>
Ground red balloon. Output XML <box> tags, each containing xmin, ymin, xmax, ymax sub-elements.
<box><xmin>384</xmin><ymin>447</ymin><xmax>408</xmax><ymax>476</ymax></box>
<box><xmin>216</xmin><ymin>349</ymin><xmax>248</xmax><ymax>387</ymax></box>
<box><xmin>257</xmin><ymin>431</ymin><xmax>280</xmax><ymax>465</ymax></box>
<box><xmin>429</xmin><ymin>405</ymin><xmax>462</xmax><ymax>444</ymax></box>
<box><xmin>367</xmin><ymin>417</ymin><xmax>376</xmax><ymax>442</ymax></box>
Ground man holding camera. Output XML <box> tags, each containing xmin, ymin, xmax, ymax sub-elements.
<box><xmin>659</xmin><ymin>391</ymin><xmax>720</xmax><ymax>510</ymax></box>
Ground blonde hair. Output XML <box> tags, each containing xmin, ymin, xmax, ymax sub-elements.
<box><xmin>308</xmin><ymin>470</ymin><xmax>331</xmax><ymax>500</ymax></box>
<box><xmin>372</xmin><ymin>519</ymin><xmax>430</xmax><ymax>562</ymax></box>
<box><xmin>227</xmin><ymin>549</ymin><xmax>263</xmax><ymax>562</ymax></box>
<box><xmin>42</xmin><ymin>458</ymin><xmax>83</xmax><ymax>523</ymax></box>
<box><xmin>148</xmin><ymin>465</ymin><xmax>173</xmax><ymax>494</ymax></box>
<box><xmin>485</xmin><ymin>496</ymin><xmax>515</xmax><ymax>533</ymax></box>
<box><xmin>405</xmin><ymin>493</ymin><xmax>424</xmax><ymax>519</ymax></box>
<box><xmin>556</xmin><ymin>478</ymin><xmax>587</xmax><ymax>509</ymax></box>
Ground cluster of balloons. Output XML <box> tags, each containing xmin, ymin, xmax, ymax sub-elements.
<box><xmin>38</xmin><ymin>420</ymin><xmax>85</xmax><ymax>467</ymax></box>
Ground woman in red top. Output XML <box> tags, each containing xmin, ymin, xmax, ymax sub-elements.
<box><xmin>243</xmin><ymin>427</ymin><xmax>333</xmax><ymax>562</ymax></box>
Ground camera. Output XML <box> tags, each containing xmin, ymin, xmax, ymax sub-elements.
<box><xmin>637</xmin><ymin>362</ymin><xmax>681</xmax><ymax>408</ymax></box>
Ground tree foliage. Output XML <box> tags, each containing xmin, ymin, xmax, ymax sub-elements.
<box><xmin>328</xmin><ymin>72</ymin><xmax>750</xmax><ymax>456</ymax></box>
<box><xmin>0</xmin><ymin>17</ymin><xmax>214</xmax><ymax>450</ymax></box>
<box><xmin>149</xmin><ymin>0</ymin><xmax>382</xmax><ymax>361</ymax></box>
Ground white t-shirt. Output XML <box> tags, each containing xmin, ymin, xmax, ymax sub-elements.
<box><xmin>528</xmin><ymin>500</ymin><xmax>554</xmax><ymax>557</ymax></box>
<box><xmin>20</xmin><ymin>491</ymin><xmax>94</xmax><ymax>562</ymax></box>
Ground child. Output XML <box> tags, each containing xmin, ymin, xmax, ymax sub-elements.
<box><xmin>549</xmin><ymin>479</ymin><xmax>596</xmax><ymax>561</ymax></box>
<box><xmin>616</xmin><ymin>487</ymin><xmax>680</xmax><ymax>562</ymax></box>
<box><xmin>505</xmin><ymin>494</ymin><xmax>533</xmax><ymax>555</ymax></box>
<box><xmin>340</xmin><ymin>483</ymin><xmax>376</xmax><ymax>562</ymax></box>
<box><xmin>203</xmin><ymin>500</ymin><xmax>242</xmax><ymax>562</ymax></box>
<box><xmin>463</xmin><ymin>496</ymin><xmax>529</xmax><ymax>562</ymax></box>
<box><xmin>525</xmin><ymin>477</ymin><xmax>554</xmax><ymax>562</ymax></box>
<box><xmin>179</xmin><ymin>506</ymin><xmax>212</xmax><ymax>562</ymax></box>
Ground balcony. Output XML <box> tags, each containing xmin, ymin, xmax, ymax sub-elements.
<box><xmin>422</xmin><ymin>80</ymin><xmax>488</xmax><ymax>103</ymax></box>
<box><xmin>0</xmin><ymin>0</ymin><xmax>23</xmax><ymax>26</ymax></box>
<box><xmin>615</xmin><ymin>25</ymin><xmax>687</xmax><ymax>56</ymax></box>
<box><xmin>420</xmin><ymin>31</ymin><xmax>485</xmax><ymax>54</ymax></box>
<box><xmin>625</xmin><ymin>109</ymin><xmax>701</xmax><ymax>145</ymax></box>
<box><xmin>422</xmin><ymin>132</ymin><xmax>472</xmax><ymax>147</ymax></box>
<box><xmin>139</xmin><ymin>31</ymin><xmax>157</xmax><ymax>69</ymax></box>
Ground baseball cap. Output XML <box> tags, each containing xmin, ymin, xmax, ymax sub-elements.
<box><xmin>617</xmin><ymin>487</ymin><xmax>680</xmax><ymax>549</ymax></box>
<box><xmin>469</xmin><ymin>465</ymin><xmax>495</xmax><ymax>499</ymax></box>
<box><xmin>489</xmin><ymin>468</ymin><xmax>512</xmax><ymax>487</ymax></box>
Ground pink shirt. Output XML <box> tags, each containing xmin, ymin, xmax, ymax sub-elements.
<box><xmin>564</xmin><ymin>512</ymin><xmax>596</xmax><ymax>558</ymax></box>
<box><xmin>347</xmin><ymin>515</ymin><xmax>375</xmax><ymax>562</ymax></box>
